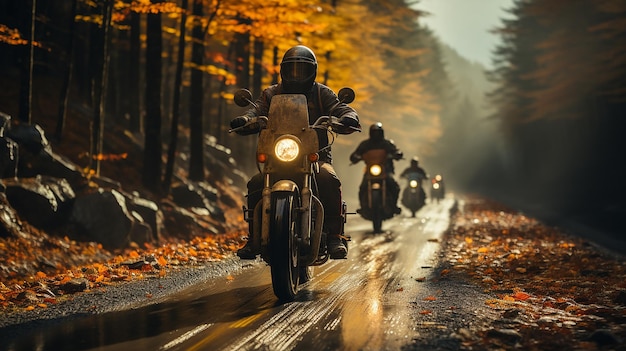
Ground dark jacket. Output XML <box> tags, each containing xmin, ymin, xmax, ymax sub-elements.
<box><xmin>350</xmin><ymin>138</ymin><xmax>403</xmax><ymax>174</ymax></box>
<box><xmin>400</xmin><ymin>165</ymin><xmax>428</xmax><ymax>180</ymax></box>
<box><xmin>239</xmin><ymin>82</ymin><xmax>359</xmax><ymax>163</ymax></box>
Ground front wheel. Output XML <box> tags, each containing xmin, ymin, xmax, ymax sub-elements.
<box><xmin>371</xmin><ymin>189</ymin><xmax>383</xmax><ymax>233</ymax></box>
<box><xmin>269</xmin><ymin>192</ymin><xmax>300</xmax><ymax>301</ymax></box>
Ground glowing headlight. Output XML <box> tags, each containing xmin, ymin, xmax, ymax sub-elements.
<box><xmin>369</xmin><ymin>165</ymin><xmax>382</xmax><ymax>176</ymax></box>
<box><xmin>274</xmin><ymin>137</ymin><xmax>300</xmax><ymax>162</ymax></box>
<box><xmin>433</xmin><ymin>183</ymin><xmax>440</xmax><ymax>189</ymax></box>
<box><xmin>410</xmin><ymin>180</ymin><xmax>418</xmax><ymax>188</ymax></box>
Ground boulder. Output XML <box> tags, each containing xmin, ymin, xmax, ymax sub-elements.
<box><xmin>125</xmin><ymin>191</ymin><xmax>163</xmax><ymax>242</ymax></box>
<box><xmin>171</xmin><ymin>181</ymin><xmax>225</xmax><ymax>221</ymax></box>
<box><xmin>68</xmin><ymin>188</ymin><xmax>140</xmax><ymax>250</ymax></box>
<box><xmin>0</xmin><ymin>137</ymin><xmax>18</xmax><ymax>178</ymax></box>
<box><xmin>0</xmin><ymin>192</ymin><xmax>23</xmax><ymax>238</ymax></box>
<box><xmin>4</xmin><ymin>177</ymin><xmax>61</xmax><ymax>229</ymax></box>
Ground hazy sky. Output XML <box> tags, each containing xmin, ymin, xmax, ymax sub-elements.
<box><xmin>415</xmin><ymin>0</ymin><xmax>515</xmax><ymax>68</ymax></box>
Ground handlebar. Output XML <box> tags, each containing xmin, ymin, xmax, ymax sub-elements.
<box><xmin>228</xmin><ymin>116</ymin><xmax>268</xmax><ymax>133</ymax></box>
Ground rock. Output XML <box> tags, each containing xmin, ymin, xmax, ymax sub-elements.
<box><xmin>125</xmin><ymin>191</ymin><xmax>163</xmax><ymax>242</ymax></box>
<box><xmin>67</xmin><ymin>188</ymin><xmax>135</xmax><ymax>250</ymax></box>
<box><xmin>0</xmin><ymin>193</ymin><xmax>23</xmax><ymax>237</ymax></box>
<box><xmin>58</xmin><ymin>278</ymin><xmax>90</xmax><ymax>294</ymax></box>
<box><xmin>0</xmin><ymin>137</ymin><xmax>18</xmax><ymax>178</ymax></box>
<box><xmin>171</xmin><ymin>181</ymin><xmax>224</xmax><ymax>221</ymax></box>
<box><xmin>4</xmin><ymin>177</ymin><xmax>59</xmax><ymax>229</ymax></box>
<box><xmin>0</xmin><ymin>112</ymin><xmax>11</xmax><ymax>136</ymax></box>
<box><xmin>485</xmin><ymin>328</ymin><xmax>522</xmax><ymax>345</ymax></box>
<box><xmin>5</xmin><ymin>123</ymin><xmax>49</xmax><ymax>154</ymax></box>
<box><xmin>613</xmin><ymin>290</ymin><xmax>626</xmax><ymax>306</ymax></box>
<box><xmin>17</xmin><ymin>148</ymin><xmax>87</xmax><ymax>189</ymax></box>
<box><xmin>587</xmin><ymin>329</ymin><xmax>620</xmax><ymax>347</ymax></box>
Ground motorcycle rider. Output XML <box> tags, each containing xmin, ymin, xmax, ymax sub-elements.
<box><xmin>400</xmin><ymin>156</ymin><xmax>428</xmax><ymax>181</ymax></box>
<box><xmin>230</xmin><ymin>45</ymin><xmax>361</xmax><ymax>260</ymax></box>
<box><xmin>349</xmin><ymin>122</ymin><xmax>403</xmax><ymax>214</ymax></box>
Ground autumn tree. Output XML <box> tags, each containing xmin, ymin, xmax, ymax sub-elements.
<box><xmin>489</xmin><ymin>0</ymin><xmax>626</xmax><ymax>216</ymax></box>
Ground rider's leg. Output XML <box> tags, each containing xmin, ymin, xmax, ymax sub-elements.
<box><xmin>237</xmin><ymin>173</ymin><xmax>263</xmax><ymax>259</ymax></box>
<box><xmin>317</xmin><ymin>163</ymin><xmax>348</xmax><ymax>259</ymax></box>
<box><xmin>389</xmin><ymin>177</ymin><xmax>402</xmax><ymax>214</ymax></box>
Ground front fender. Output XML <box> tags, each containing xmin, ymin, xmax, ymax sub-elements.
<box><xmin>272</xmin><ymin>180</ymin><xmax>299</xmax><ymax>192</ymax></box>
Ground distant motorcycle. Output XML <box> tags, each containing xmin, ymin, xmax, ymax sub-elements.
<box><xmin>430</xmin><ymin>174</ymin><xmax>445</xmax><ymax>203</ymax></box>
<box><xmin>230</xmin><ymin>87</ymin><xmax>358</xmax><ymax>301</ymax></box>
<box><xmin>354</xmin><ymin>150</ymin><xmax>398</xmax><ymax>232</ymax></box>
<box><xmin>401</xmin><ymin>171</ymin><xmax>426</xmax><ymax>217</ymax></box>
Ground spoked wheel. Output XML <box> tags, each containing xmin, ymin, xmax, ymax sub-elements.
<box><xmin>269</xmin><ymin>192</ymin><xmax>300</xmax><ymax>301</ymax></box>
<box><xmin>371</xmin><ymin>190</ymin><xmax>383</xmax><ymax>233</ymax></box>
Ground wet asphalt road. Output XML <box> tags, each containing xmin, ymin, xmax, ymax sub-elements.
<box><xmin>3</xmin><ymin>198</ymin><xmax>455</xmax><ymax>351</ymax></box>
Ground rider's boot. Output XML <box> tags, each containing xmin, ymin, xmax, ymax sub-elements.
<box><xmin>327</xmin><ymin>235</ymin><xmax>348</xmax><ymax>259</ymax></box>
<box><xmin>237</xmin><ymin>205</ymin><xmax>259</xmax><ymax>259</ymax></box>
<box><xmin>236</xmin><ymin>240</ymin><xmax>257</xmax><ymax>259</ymax></box>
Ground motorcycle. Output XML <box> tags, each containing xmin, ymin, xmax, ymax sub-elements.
<box><xmin>354</xmin><ymin>151</ymin><xmax>398</xmax><ymax>233</ymax></box>
<box><xmin>430</xmin><ymin>174</ymin><xmax>445</xmax><ymax>203</ymax></box>
<box><xmin>230</xmin><ymin>87</ymin><xmax>357</xmax><ymax>301</ymax></box>
<box><xmin>401</xmin><ymin>171</ymin><xmax>426</xmax><ymax>217</ymax></box>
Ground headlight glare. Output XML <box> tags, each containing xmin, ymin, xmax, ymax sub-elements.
<box><xmin>274</xmin><ymin>137</ymin><xmax>300</xmax><ymax>162</ymax></box>
<box><xmin>410</xmin><ymin>180</ymin><xmax>418</xmax><ymax>188</ymax></box>
<box><xmin>369</xmin><ymin>165</ymin><xmax>382</xmax><ymax>176</ymax></box>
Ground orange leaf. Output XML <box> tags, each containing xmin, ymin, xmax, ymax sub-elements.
<box><xmin>24</xmin><ymin>306</ymin><xmax>35</xmax><ymax>311</ymax></box>
<box><xmin>158</xmin><ymin>256</ymin><xmax>168</xmax><ymax>267</ymax></box>
<box><xmin>420</xmin><ymin>310</ymin><xmax>432</xmax><ymax>314</ymax></box>
<box><xmin>424</xmin><ymin>296</ymin><xmax>437</xmax><ymax>301</ymax></box>
<box><xmin>37</xmin><ymin>303</ymin><xmax>47</xmax><ymax>308</ymax></box>
<box><xmin>513</xmin><ymin>291</ymin><xmax>530</xmax><ymax>301</ymax></box>
<box><xmin>36</xmin><ymin>271</ymin><xmax>47</xmax><ymax>279</ymax></box>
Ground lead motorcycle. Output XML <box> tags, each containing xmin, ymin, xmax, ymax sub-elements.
<box><xmin>401</xmin><ymin>171</ymin><xmax>426</xmax><ymax>217</ymax></box>
<box><xmin>353</xmin><ymin>151</ymin><xmax>398</xmax><ymax>233</ymax></box>
<box><xmin>230</xmin><ymin>88</ymin><xmax>357</xmax><ymax>301</ymax></box>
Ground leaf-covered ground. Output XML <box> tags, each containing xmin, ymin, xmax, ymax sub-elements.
<box><xmin>440</xmin><ymin>196</ymin><xmax>626</xmax><ymax>350</ymax></box>
<box><xmin>0</xmin><ymin>203</ymin><xmax>247</xmax><ymax>314</ymax></box>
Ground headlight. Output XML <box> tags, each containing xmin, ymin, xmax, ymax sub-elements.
<box><xmin>433</xmin><ymin>183</ymin><xmax>439</xmax><ymax>189</ymax></box>
<box><xmin>274</xmin><ymin>136</ymin><xmax>300</xmax><ymax>162</ymax></box>
<box><xmin>410</xmin><ymin>180</ymin><xmax>418</xmax><ymax>188</ymax></box>
<box><xmin>369</xmin><ymin>164</ymin><xmax>382</xmax><ymax>176</ymax></box>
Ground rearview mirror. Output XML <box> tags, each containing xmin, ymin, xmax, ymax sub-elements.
<box><xmin>234</xmin><ymin>89</ymin><xmax>254</xmax><ymax>107</ymax></box>
<box><xmin>337</xmin><ymin>87</ymin><xmax>355</xmax><ymax>104</ymax></box>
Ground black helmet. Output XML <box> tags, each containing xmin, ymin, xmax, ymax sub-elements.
<box><xmin>411</xmin><ymin>156</ymin><xmax>419</xmax><ymax>167</ymax></box>
<box><xmin>280</xmin><ymin>45</ymin><xmax>317</xmax><ymax>93</ymax></box>
<box><xmin>369</xmin><ymin>122</ymin><xmax>384</xmax><ymax>141</ymax></box>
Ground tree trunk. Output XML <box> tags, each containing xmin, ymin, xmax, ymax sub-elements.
<box><xmin>18</xmin><ymin>0</ymin><xmax>36</xmax><ymax>124</ymax></box>
<box><xmin>188</xmin><ymin>0</ymin><xmax>205</xmax><ymax>181</ymax></box>
<box><xmin>129</xmin><ymin>4</ymin><xmax>142</xmax><ymax>133</ymax></box>
<box><xmin>143</xmin><ymin>0</ymin><xmax>163</xmax><ymax>193</ymax></box>
<box><xmin>163</xmin><ymin>0</ymin><xmax>188</xmax><ymax>194</ymax></box>
<box><xmin>55</xmin><ymin>0</ymin><xmax>78</xmax><ymax>141</ymax></box>
<box><xmin>90</xmin><ymin>0</ymin><xmax>113</xmax><ymax>175</ymax></box>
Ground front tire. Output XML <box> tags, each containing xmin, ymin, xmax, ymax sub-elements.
<box><xmin>270</xmin><ymin>192</ymin><xmax>300</xmax><ymax>301</ymax></box>
<box><xmin>371</xmin><ymin>190</ymin><xmax>383</xmax><ymax>233</ymax></box>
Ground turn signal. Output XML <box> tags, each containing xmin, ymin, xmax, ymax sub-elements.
<box><xmin>257</xmin><ymin>153</ymin><xmax>267</xmax><ymax>163</ymax></box>
<box><xmin>308</xmin><ymin>153</ymin><xmax>319</xmax><ymax>162</ymax></box>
